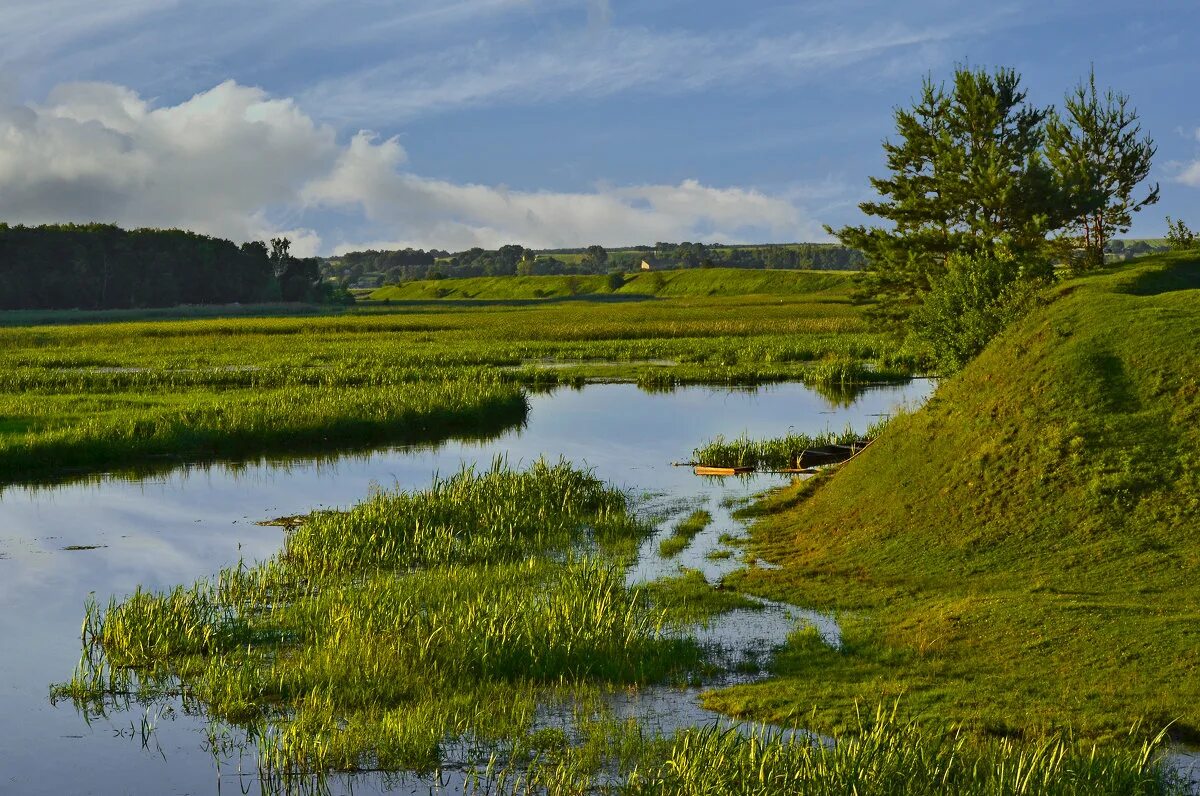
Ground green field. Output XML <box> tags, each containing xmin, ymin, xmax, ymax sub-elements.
<box><xmin>0</xmin><ymin>270</ymin><xmax>902</xmax><ymax>484</ymax></box>
<box><xmin>368</xmin><ymin>267</ymin><xmax>852</xmax><ymax>301</ymax></box>
<box><xmin>708</xmin><ymin>251</ymin><xmax>1200</xmax><ymax>742</ymax></box>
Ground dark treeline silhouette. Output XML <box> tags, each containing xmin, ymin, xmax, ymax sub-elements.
<box><xmin>0</xmin><ymin>224</ymin><xmax>340</xmax><ymax>310</ymax></box>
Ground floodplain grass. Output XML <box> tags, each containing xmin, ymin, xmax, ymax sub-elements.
<box><xmin>367</xmin><ymin>268</ymin><xmax>853</xmax><ymax>301</ymax></box>
<box><xmin>643</xmin><ymin>569</ymin><xmax>761</xmax><ymax>626</ymax></box>
<box><xmin>621</xmin><ymin>707</ymin><xmax>1181</xmax><ymax>796</ymax></box>
<box><xmin>0</xmin><ymin>380</ymin><xmax>528</xmax><ymax>485</ymax></box>
<box><xmin>657</xmin><ymin>510</ymin><xmax>714</xmax><ymax>558</ymax></box>
<box><xmin>0</xmin><ymin>278</ymin><xmax>908</xmax><ymax>485</ymax></box>
<box><xmin>692</xmin><ymin>420</ymin><xmax>888</xmax><ymax>470</ymax></box>
<box><xmin>54</xmin><ymin>461</ymin><xmax>707</xmax><ymax>775</ymax></box>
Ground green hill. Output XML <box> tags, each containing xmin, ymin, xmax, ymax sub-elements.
<box><xmin>711</xmin><ymin>252</ymin><xmax>1200</xmax><ymax>741</ymax></box>
<box><xmin>367</xmin><ymin>269</ymin><xmax>853</xmax><ymax>301</ymax></box>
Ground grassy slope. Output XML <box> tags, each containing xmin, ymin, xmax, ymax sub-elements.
<box><xmin>710</xmin><ymin>252</ymin><xmax>1200</xmax><ymax>741</ymax></box>
<box><xmin>367</xmin><ymin>269</ymin><xmax>851</xmax><ymax>301</ymax></box>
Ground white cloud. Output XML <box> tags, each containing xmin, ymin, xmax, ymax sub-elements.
<box><xmin>0</xmin><ymin>80</ymin><xmax>338</xmax><ymax>247</ymax></box>
<box><xmin>304</xmin><ymin>132</ymin><xmax>824</xmax><ymax>251</ymax></box>
<box><xmin>0</xmin><ymin>81</ymin><xmax>826</xmax><ymax>254</ymax></box>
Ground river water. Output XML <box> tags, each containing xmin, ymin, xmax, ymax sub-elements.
<box><xmin>0</xmin><ymin>378</ymin><xmax>949</xmax><ymax>794</ymax></box>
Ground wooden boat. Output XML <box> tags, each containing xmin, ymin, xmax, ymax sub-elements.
<box><xmin>693</xmin><ymin>465</ymin><xmax>754</xmax><ymax>476</ymax></box>
<box><xmin>792</xmin><ymin>440</ymin><xmax>872</xmax><ymax>468</ymax></box>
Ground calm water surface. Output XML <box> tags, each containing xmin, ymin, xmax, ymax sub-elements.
<box><xmin>0</xmin><ymin>381</ymin><xmax>933</xmax><ymax>794</ymax></box>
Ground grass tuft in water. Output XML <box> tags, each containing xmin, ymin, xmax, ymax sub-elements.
<box><xmin>54</xmin><ymin>460</ymin><xmax>707</xmax><ymax>776</ymax></box>
<box><xmin>657</xmin><ymin>510</ymin><xmax>713</xmax><ymax>558</ymax></box>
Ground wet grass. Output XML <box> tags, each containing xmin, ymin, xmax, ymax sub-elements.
<box><xmin>692</xmin><ymin>420</ymin><xmax>888</xmax><ymax>471</ymax></box>
<box><xmin>643</xmin><ymin>569</ymin><xmax>761</xmax><ymax>625</ymax></box>
<box><xmin>623</xmin><ymin>706</ymin><xmax>1180</xmax><ymax>796</ymax></box>
<box><xmin>52</xmin><ymin>461</ymin><xmax>707</xmax><ymax>775</ymax></box>
<box><xmin>1</xmin><ymin>380</ymin><xmax>528</xmax><ymax>485</ymax></box>
<box><xmin>657</xmin><ymin>510</ymin><xmax>713</xmax><ymax>558</ymax></box>
<box><xmin>0</xmin><ymin>279</ymin><xmax>910</xmax><ymax>485</ymax></box>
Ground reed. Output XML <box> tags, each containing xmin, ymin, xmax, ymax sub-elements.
<box><xmin>55</xmin><ymin>462</ymin><xmax>705</xmax><ymax>775</ymax></box>
<box><xmin>692</xmin><ymin>419</ymin><xmax>890</xmax><ymax>471</ymax></box>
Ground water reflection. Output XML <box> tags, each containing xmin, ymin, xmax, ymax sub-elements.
<box><xmin>0</xmin><ymin>380</ymin><xmax>933</xmax><ymax>795</ymax></box>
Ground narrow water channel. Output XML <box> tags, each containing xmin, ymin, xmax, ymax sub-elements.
<box><xmin>1</xmin><ymin>379</ymin><xmax>931</xmax><ymax>794</ymax></box>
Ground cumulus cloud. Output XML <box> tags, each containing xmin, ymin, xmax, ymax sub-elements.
<box><xmin>0</xmin><ymin>80</ymin><xmax>335</xmax><ymax>252</ymax></box>
<box><xmin>302</xmin><ymin>132</ymin><xmax>823</xmax><ymax>251</ymax></box>
<box><xmin>0</xmin><ymin>80</ymin><xmax>826</xmax><ymax>254</ymax></box>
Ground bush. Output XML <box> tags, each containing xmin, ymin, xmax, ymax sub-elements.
<box><xmin>607</xmin><ymin>271</ymin><xmax>625</xmax><ymax>291</ymax></box>
<box><xmin>1166</xmin><ymin>216</ymin><xmax>1198</xmax><ymax>251</ymax></box>
<box><xmin>909</xmin><ymin>254</ymin><xmax>1042</xmax><ymax>372</ymax></box>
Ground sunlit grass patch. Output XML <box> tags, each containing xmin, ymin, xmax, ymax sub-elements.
<box><xmin>657</xmin><ymin>510</ymin><xmax>713</xmax><ymax>558</ymax></box>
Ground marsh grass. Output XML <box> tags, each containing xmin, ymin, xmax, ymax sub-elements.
<box><xmin>657</xmin><ymin>510</ymin><xmax>713</xmax><ymax>558</ymax></box>
<box><xmin>1</xmin><ymin>281</ymin><xmax>911</xmax><ymax>485</ymax></box>
<box><xmin>54</xmin><ymin>461</ymin><xmax>706</xmax><ymax>775</ymax></box>
<box><xmin>623</xmin><ymin>706</ymin><xmax>1180</xmax><ymax>795</ymax></box>
<box><xmin>692</xmin><ymin>420</ymin><xmax>888</xmax><ymax>471</ymax></box>
<box><xmin>1</xmin><ymin>380</ymin><xmax>528</xmax><ymax>484</ymax></box>
<box><xmin>644</xmin><ymin>570</ymin><xmax>761</xmax><ymax>626</ymax></box>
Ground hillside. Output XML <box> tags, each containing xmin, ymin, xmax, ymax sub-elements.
<box><xmin>367</xmin><ymin>268</ymin><xmax>853</xmax><ymax>301</ymax></box>
<box><xmin>711</xmin><ymin>252</ymin><xmax>1200</xmax><ymax>741</ymax></box>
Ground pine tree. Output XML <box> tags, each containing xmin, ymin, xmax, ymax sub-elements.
<box><xmin>1045</xmin><ymin>69</ymin><xmax>1159</xmax><ymax>271</ymax></box>
<box><xmin>830</xmin><ymin>66</ymin><xmax>1058</xmax><ymax>326</ymax></box>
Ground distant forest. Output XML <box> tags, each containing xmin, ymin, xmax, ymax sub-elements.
<box><xmin>0</xmin><ymin>224</ymin><xmax>340</xmax><ymax>310</ymax></box>
<box><xmin>324</xmin><ymin>242</ymin><xmax>867</xmax><ymax>288</ymax></box>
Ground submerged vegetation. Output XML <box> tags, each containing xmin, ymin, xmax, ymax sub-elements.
<box><xmin>657</xmin><ymin>510</ymin><xmax>714</xmax><ymax>558</ymax></box>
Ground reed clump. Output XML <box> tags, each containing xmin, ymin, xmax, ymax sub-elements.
<box><xmin>55</xmin><ymin>461</ymin><xmax>705</xmax><ymax>774</ymax></box>
<box><xmin>692</xmin><ymin>419</ymin><xmax>888</xmax><ymax>471</ymax></box>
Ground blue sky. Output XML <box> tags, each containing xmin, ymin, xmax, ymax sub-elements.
<box><xmin>0</xmin><ymin>0</ymin><xmax>1196</xmax><ymax>254</ymax></box>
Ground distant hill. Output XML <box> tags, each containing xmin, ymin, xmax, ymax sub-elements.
<box><xmin>367</xmin><ymin>268</ymin><xmax>855</xmax><ymax>302</ymax></box>
<box><xmin>325</xmin><ymin>242</ymin><xmax>864</xmax><ymax>289</ymax></box>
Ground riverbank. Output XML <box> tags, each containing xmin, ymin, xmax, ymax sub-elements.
<box><xmin>711</xmin><ymin>252</ymin><xmax>1200</xmax><ymax>742</ymax></box>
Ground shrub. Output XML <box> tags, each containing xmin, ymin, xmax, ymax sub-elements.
<box><xmin>909</xmin><ymin>253</ymin><xmax>1043</xmax><ymax>372</ymax></box>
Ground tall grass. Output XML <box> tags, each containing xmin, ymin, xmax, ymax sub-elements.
<box><xmin>625</xmin><ymin>707</ymin><xmax>1179</xmax><ymax>795</ymax></box>
<box><xmin>0</xmin><ymin>380</ymin><xmax>528</xmax><ymax>484</ymax></box>
<box><xmin>53</xmin><ymin>462</ymin><xmax>704</xmax><ymax>775</ymax></box>
<box><xmin>692</xmin><ymin>419</ymin><xmax>889</xmax><ymax>470</ymax></box>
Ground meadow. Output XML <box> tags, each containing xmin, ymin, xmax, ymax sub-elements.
<box><xmin>0</xmin><ymin>269</ymin><xmax>910</xmax><ymax>485</ymax></box>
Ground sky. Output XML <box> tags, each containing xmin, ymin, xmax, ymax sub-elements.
<box><xmin>0</xmin><ymin>0</ymin><xmax>1197</xmax><ymax>256</ymax></box>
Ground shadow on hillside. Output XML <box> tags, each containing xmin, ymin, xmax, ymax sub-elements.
<box><xmin>1120</xmin><ymin>256</ymin><xmax>1200</xmax><ymax>297</ymax></box>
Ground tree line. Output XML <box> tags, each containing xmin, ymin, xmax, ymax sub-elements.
<box><xmin>0</xmin><ymin>224</ymin><xmax>347</xmax><ymax>311</ymax></box>
<box><xmin>831</xmin><ymin>66</ymin><xmax>1162</xmax><ymax>370</ymax></box>
<box><xmin>325</xmin><ymin>242</ymin><xmax>865</xmax><ymax>288</ymax></box>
